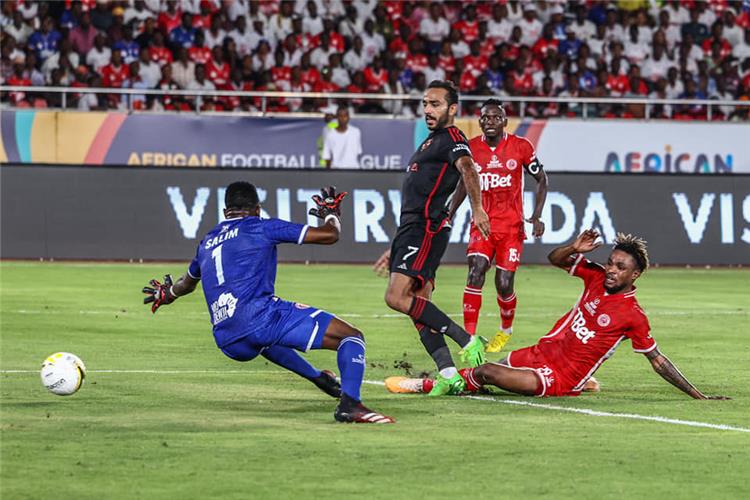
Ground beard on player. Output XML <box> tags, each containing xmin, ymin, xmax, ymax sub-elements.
<box><xmin>425</xmin><ymin>106</ymin><xmax>451</xmax><ymax>130</ymax></box>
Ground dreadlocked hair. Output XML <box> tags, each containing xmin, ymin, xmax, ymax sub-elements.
<box><xmin>613</xmin><ymin>233</ymin><xmax>649</xmax><ymax>272</ymax></box>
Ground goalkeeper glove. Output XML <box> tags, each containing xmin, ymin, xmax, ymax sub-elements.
<box><xmin>308</xmin><ymin>186</ymin><xmax>347</xmax><ymax>219</ymax></box>
<box><xmin>142</xmin><ymin>274</ymin><xmax>177</xmax><ymax>313</ymax></box>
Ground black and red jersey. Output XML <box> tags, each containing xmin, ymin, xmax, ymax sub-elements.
<box><xmin>399</xmin><ymin>125</ymin><xmax>472</xmax><ymax>230</ymax></box>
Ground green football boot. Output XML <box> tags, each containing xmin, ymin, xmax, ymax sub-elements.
<box><xmin>459</xmin><ymin>336</ymin><xmax>488</xmax><ymax>367</ymax></box>
<box><xmin>427</xmin><ymin>372</ymin><xmax>466</xmax><ymax>397</ymax></box>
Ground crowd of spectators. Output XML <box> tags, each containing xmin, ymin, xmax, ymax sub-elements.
<box><xmin>1</xmin><ymin>0</ymin><xmax>749</xmax><ymax>120</ymax></box>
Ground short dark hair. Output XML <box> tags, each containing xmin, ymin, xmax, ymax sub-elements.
<box><xmin>225</xmin><ymin>181</ymin><xmax>260</xmax><ymax>210</ymax></box>
<box><xmin>480</xmin><ymin>98</ymin><xmax>504</xmax><ymax>110</ymax></box>
<box><xmin>427</xmin><ymin>79</ymin><xmax>459</xmax><ymax>106</ymax></box>
<box><xmin>613</xmin><ymin>233</ymin><xmax>649</xmax><ymax>272</ymax></box>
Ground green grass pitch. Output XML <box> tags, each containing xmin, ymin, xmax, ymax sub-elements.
<box><xmin>1</xmin><ymin>261</ymin><xmax>748</xmax><ymax>499</ymax></box>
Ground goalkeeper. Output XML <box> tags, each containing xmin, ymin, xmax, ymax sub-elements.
<box><xmin>142</xmin><ymin>181</ymin><xmax>394</xmax><ymax>424</ymax></box>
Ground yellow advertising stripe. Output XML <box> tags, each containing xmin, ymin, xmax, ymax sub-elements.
<box><xmin>56</xmin><ymin>111</ymin><xmax>109</xmax><ymax>163</ymax></box>
<box><xmin>29</xmin><ymin>111</ymin><xmax>57</xmax><ymax>163</ymax></box>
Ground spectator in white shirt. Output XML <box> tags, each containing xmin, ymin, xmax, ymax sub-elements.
<box><xmin>587</xmin><ymin>24</ymin><xmax>608</xmax><ymax>58</ymax></box>
<box><xmin>518</xmin><ymin>4</ymin><xmax>543</xmax><ymax>47</ymax></box>
<box><xmin>138</xmin><ymin>48</ymin><xmax>161</xmax><ymax>87</ymax></box>
<box><xmin>604</xmin><ymin>8</ymin><xmax>626</xmax><ymax>44</ymax></box>
<box><xmin>310</xmin><ymin>33</ymin><xmax>336</xmax><ymax>68</ymax></box>
<box><xmin>382</xmin><ymin>71</ymin><xmax>405</xmax><ymax>115</ymax></box>
<box><xmin>344</xmin><ymin>36</ymin><xmax>368</xmax><ymax>72</ymax></box>
<box><xmin>205</xmin><ymin>16</ymin><xmax>228</xmax><ymax>49</ymax></box>
<box><xmin>624</xmin><ymin>25</ymin><xmax>649</xmax><ymax>65</ymax></box>
<box><xmin>5</xmin><ymin>11</ymin><xmax>33</xmax><ymax>45</ymax></box>
<box><xmin>281</xmin><ymin>34</ymin><xmax>303</xmax><ymax>67</ymax></box>
<box><xmin>328</xmin><ymin>53</ymin><xmax>351</xmax><ymax>88</ymax></box>
<box><xmin>656</xmin><ymin>10</ymin><xmax>681</xmax><ymax>49</ymax></box>
<box><xmin>420</xmin><ymin>3</ymin><xmax>450</xmax><ymax>52</ymax></box>
<box><xmin>171</xmin><ymin>47</ymin><xmax>196</xmax><ymax>89</ymax></box>
<box><xmin>361</xmin><ymin>19</ymin><xmax>385</xmax><ymax>62</ymax></box>
<box><xmin>303</xmin><ymin>0</ymin><xmax>324</xmax><ymax>35</ymax></box>
<box><xmin>633</xmin><ymin>10</ymin><xmax>653</xmax><ymax>45</ymax></box>
<box><xmin>722</xmin><ymin>10</ymin><xmax>744</xmax><ymax>48</ymax></box>
<box><xmin>449</xmin><ymin>29</ymin><xmax>470</xmax><ymax>59</ymax></box>
<box><xmin>642</xmin><ymin>44</ymin><xmax>672</xmax><ymax>82</ymax></box>
<box><xmin>323</xmin><ymin>106</ymin><xmax>362</xmax><ymax>169</ymax></box>
<box><xmin>229</xmin><ymin>16</ymin><xmax>257</xmax><ymax>57</ymax></box>
<box><xmin>569</xmin><ymin>5</ymin><xmax>596</xmax><ymax>41</ymax></box>
<box><xmin>664</xmin><ymin>0</ymin><xmax>690</xmax><ymax>27</ymax></box>
<box><xmin>423</xmin><ymin>53</ymin><xmax>446</xmax><ymax>83</ymax></box>
<box><xmin>268</xmin><ymin>0</ymin><xmax>294</xmax><ymax>45</ymax></box>
<box><xmin>226</xmin><ymin>0</ymin><xmax>251</xmax><ymax>22</ymax></box>
<box><xmin>41</xmin><ymin>39</ymin><xmax>79</xmax><ymax>79</ymax></box>
<box><xmin>733</xmin><ymin>30</ymin><xmax>750</xmax><ymax>61</ymax></box>
<box><xmin>124</xmin><ymin>0</ymin><xmax>152</xmax><ymax>30</ymax></box>
<box><xmin>664</xmin><ymin>66</ymin><xmax>684</xmax><ymax>99</ymax></box>
<box><xmin>338</xmin><ymin>5</ymin><xmax>363</xmax><ymax>40</ymax></box>
<box><xmin>487</xmin><ymin>3</ymin><xmax>514</xmax><ymax>44</ymax></box>
<box><xmin>251</xmin><ymin>40</ymin><xmax>274</xmax><ymax>72</ymax></box>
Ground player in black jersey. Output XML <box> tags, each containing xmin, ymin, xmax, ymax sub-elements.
<box><xmin>383</xmin><ymin>80</ymin><xmax>492</xmax><ymax>396</ymax></box>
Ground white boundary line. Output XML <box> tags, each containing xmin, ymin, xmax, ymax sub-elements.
<box><xmin>359</xmin><ymin>381</ymin><xmax>750</xmax><ymax>434</ymax></box>
<box><xmin>4</xmin><ymin>370</ymin><xmax>747</xmax><ymax>434</ymax></box>
<box><xmin>6</xmin><ymin>309</ymin><xmax>749</xmax><ymax>318</ymax></box>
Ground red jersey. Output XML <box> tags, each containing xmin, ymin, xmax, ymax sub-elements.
<box><xmin>468</xmin><ymin>134</ymin><xmax>536</xmax><ymax>234</ymax></box>
<box><xmin>270</xmin><ymin>66</ymin><xmax>291</xmax><ymax>83</ymax></box>
<box><xmin>533</xmin><ymin>255</ymin><xmax>655</xmax><ymax>392</ymax></box>
<box><xmin>463</xmin><ymin>54</ymin><xmax>489</xmax><ymax>77</ymax></box>
<box><xmin>151</xmin><ymin>46</ymin><xmax>173</xmax><ymax>66</ymax></box>
<box><xmin>157</xmin><ymin>11</ymin><xmax>182</xmax><ymax>34</ymax></box>
<box><xmin>363</xmin><ymin>67</ymin><xmax>388</xmax><ymax>92</ymax></box>
<box><xmin>189</xmin><ymin>46</ymin><xmax>212</xmax><ymax>65</ymax></box>
<box><xmin>453</xmin><ymin>20</ymin><xmax>479</xmax><ymax>42</ymax></box>
<box><xmin>205</xmin><ymin>60</ymin><xmax>229</xmax><ymax>86</ymax></box>
<box><xmin>101</xmin><ymin>63</ymin><xmax>130</xmax><ymax>88</ymax></box>
<box><xmin>300</xmin><ymin>67</ymin><xmax>321</xmax><ymax>87</ymax></box>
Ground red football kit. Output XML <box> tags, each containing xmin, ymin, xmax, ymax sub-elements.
<box><xmin>506</xmin><ymin>255</ymin><xmax>655</xmax><ymax>396</ymax></box>
<box><xmin>466</xmin><ymin>133</ymin><xmax>536</xmax><ymax>272</ymax></box>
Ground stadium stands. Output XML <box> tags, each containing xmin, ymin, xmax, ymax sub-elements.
<box><xmin>1</xmin><ymin>0</ymin><xmax>749</xmax><ymax>120</ymax></box>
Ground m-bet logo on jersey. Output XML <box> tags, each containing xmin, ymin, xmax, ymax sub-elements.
<box><xmin>584</xmin><ymin>298</ymin><xmax>600</xmax><ymax>315</ymax></box>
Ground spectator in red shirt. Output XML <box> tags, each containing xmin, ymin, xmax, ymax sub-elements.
<box><xmin>189</xmin><ymin>31</ymin><xmax>212</xmax><ymax>65</ymax></box>
<box><xmin>532</xmin><ymin>24</ymin><xmax>560</xmax><ymax>61</ymax></box>
<box><xmin>438</xmin><ymin>41</ymin><xmax>456</xmax><ymax>72</ymax></box>
<box><xmin>701</xmin><ymin>21</ymin><xmax>732</xmax><ymax>59</ymax></box>
<box><xmin>363</xmin><ymin>55</ymin><xmax>388</xmax><ymax>92</ymax></box>
<box><xmin>150</xmin><ymin>32</ymin><xmax>174</xmax><ymax>66</ymax></box>
<box><xmin>7</xmin><ymin>63</ymin><xmax>32</xmax><ymax>106</ymax></box>
<box><xmin>463</xmin><ymin>40</ymin><xmax>489</xmax><ymax>77</ymax></box>
<box><xmin>453</xmin><ymin>4</ymin><xmax>480</xmax><ymax>43</ymax></box>
<box><xmin>220</xmin><ymin>67</ymin><xmax>254</xmax><ymax>111</ymax></box>
<box><xmin>299</xmin><ymin>52</ymin><xmax>321</xmax><ymax>87</ymax></box>
<box><xmin>158</xmin><ymin>0</ymin><xmax>182</xmax><ymax>36</ymax></box>
<box><xmin>205</xmin><ymin>46</ymin><xmax>230</xmax><ymax>86</ymax></box>
<box><xmin>626</xmin><ymin>66</ymin><xmax>649</xmax><ymax>96</ymax></box>
<box><xmin>101</xmin><ymin>50</ymin><xmax>130</xmax><ymax>88</ymax></box>
<box><xmin>270</xmin><ymin>51</ymin><xmax>291</xmax><ymax>83</ymax></box>
<box><xmin>388</xmin><ymin>24</ymin><xmax>412</xmax><ymax>60</ymax></box>
<box><xmin>508</xmin><ymin>58</ymin><xmax>534</xmax><ymax>95</ymax></box>
<box><xmin>314</xmin><ymin>67</ymin><xmax>340</xmax><ymax>93</ymax></box>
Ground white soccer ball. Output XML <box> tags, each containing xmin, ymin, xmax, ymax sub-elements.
<box><xmin>40</xmin><ymin>352</ymin><xmax>87</xmax><ymax>396</ymax></box>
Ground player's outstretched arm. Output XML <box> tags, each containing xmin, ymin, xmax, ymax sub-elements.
<box><xmin>142</xmin><ymin>273</ymin><xmax>199</xmax><ymax>313</ymax></box>
<box><xmin>304</xmin><ymin>186</ymin><xmax>347</xmax><ymax>245</ymax></box>
<box><xmin>547</xmin><ymin>229</ymin><xmax>602</xmax><ymax>270</ymax></box>
<box><xmin>645</xmin><ymin>348</ymin><xmax>730</xmax><ymax>400</ymax></box>
<box><xmin>455</xmin><ymin>156</ymin><xmax>490</xmax><ymax>238</ymax></box>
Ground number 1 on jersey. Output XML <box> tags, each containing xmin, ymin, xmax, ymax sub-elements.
<box><xmin>211</xmin><ymin>245</ymin><xmax>225</xmax><ymax>285</ymax></box>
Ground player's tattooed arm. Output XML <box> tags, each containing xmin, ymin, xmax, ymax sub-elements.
<box><xmin>646</xmin><ymin>348</ymin><xmax>730</xmax><ymax>400</ymax></box>
<box><xmin>525</xmin><ymin>160</ymin><xmax>548</xmax><ymax>238</ymax></box>
<box><xmin>447</xmin><ymin>178</ymin><xmax>467</xmax><ymax>222</ymax></box>
<box><xmin>547</xmin><ymin>229</ymin><xmax>601</xmax><ymax>270</ymax></box>
<box><xmin>455</xmin><ymin>156</ymin><xmax>490</xmax><ymax>238</ymax></box>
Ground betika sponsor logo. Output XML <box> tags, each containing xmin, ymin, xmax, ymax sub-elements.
<box><xmin>604</xmin><ymin>145</ymin><xmax>733</xmax><ymax>173</ymax></box>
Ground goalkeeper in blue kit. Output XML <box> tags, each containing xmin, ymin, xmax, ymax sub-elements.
<box><xmin>142</xmin><ymin>181</ymin><xmax>394</xmax><ymax>424</ymax></box>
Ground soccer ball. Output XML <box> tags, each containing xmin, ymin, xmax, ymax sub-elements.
<box><xmin>40</xmin><ymin>352</ymin><xmax>87</xmax><ymax>396</ymax></box>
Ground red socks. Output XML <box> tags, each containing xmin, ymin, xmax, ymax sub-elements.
<box><xmin>463</xmin><ymin>286</ymin><xmax>482</xmax><ymax>335</ymax></box>
<box><xmin>497</xmin><ymin>293</ymin><xmax>517</xmax><ymax>330</ymax></box>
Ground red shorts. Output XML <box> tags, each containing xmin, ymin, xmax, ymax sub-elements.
<box><xmin>467</xmin><ymin>227</ymin><xmax>524</xmax><ymax>272</ymax></box>
<box><xmin>505</xmin><ymin>345</ymin><xmax>580</xmax><ymax>397</ymax></box>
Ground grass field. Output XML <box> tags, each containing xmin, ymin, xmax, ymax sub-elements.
<box><xmin>1</xmin><ymin>261</ymin><xmax>749</xmax><ymax>499</ymax></box>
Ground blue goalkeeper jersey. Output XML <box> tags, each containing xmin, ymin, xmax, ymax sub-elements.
<box><xmin>188</xmin><ymin>216</ymin><xmax>309</xmax><ymax>347</ymax></box>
